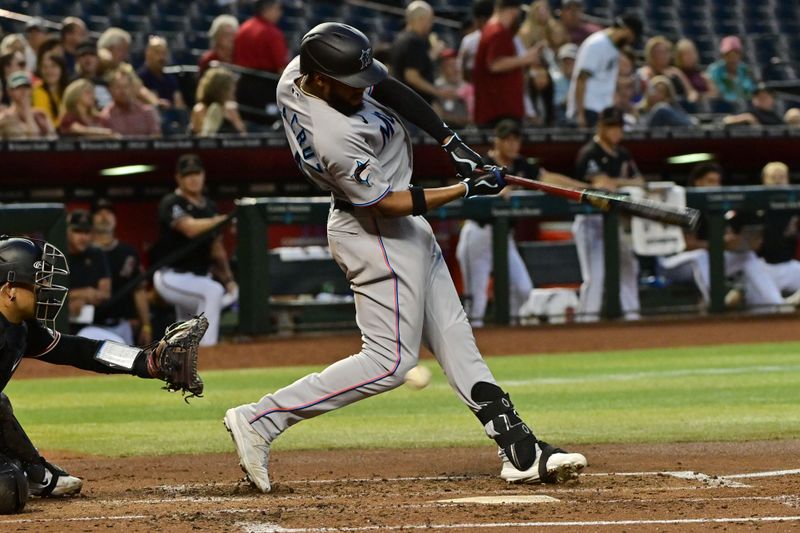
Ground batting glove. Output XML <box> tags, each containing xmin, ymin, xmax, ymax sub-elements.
<box><xmin>461</xmin><ymin>166</ymin><xmax>507</xmax><ymax>198</ymax></box>
<box><xmin>443</xmin><ymin>132</ymin><xmax>484</xmax><ymax>178</ymax></box>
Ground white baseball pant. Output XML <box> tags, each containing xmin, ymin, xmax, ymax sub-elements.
<box><xmin>572</xmin><ymin>215</ymin><xmax>640</xmax><ymax>321</ymax></box>
<box><xmin>153</xmin><ymin>269</ymin><xmax>224</xmax><ymax>346</ymax></box>
<box><xmin>455</xmin><ymin>220</ymin><xmax>534</xmax><ymax>327</ymax></box>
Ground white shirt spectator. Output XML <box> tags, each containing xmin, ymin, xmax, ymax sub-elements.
<box><xmin>457</xmin><ymin>29</ymin><xmax>481</xmax><ymax>78</ymax></box>
<box><xmin>567</xmin><ymin>31</ymin><xmax>619</xmax><ymax>118</ymax></box>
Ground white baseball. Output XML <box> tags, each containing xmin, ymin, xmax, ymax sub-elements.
<box><xmin>404</xmin><ymin>365</ymin><xmax>432</xmax><ymax>390</ymax></box>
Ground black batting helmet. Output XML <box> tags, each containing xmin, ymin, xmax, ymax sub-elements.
<box><xmin>299</xmin><ymin>23</ymin><xmax>388</xmax><ymax>88</ymax></box>
<box><xmin>0</xmin><ymin>457</ymin><xmax>27</xmax><ymax>514</ymax></box>
<box><xmin>0</xmin><ymin>236</ymin><xmax>70</xmax><ymax>328</ymax></box>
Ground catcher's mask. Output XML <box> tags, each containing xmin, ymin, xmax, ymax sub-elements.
<box><xmin>0</xmin><ymin>236</ymin><xmax>70</xmax><ymax>329</ymax></box>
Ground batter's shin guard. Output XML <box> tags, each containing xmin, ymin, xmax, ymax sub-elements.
<box><xmin>472</xmin><ymin>382</ymin><xmax>537</xmax><ymax>471</ymax></box>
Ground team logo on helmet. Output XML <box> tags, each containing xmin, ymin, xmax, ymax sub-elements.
<box><xmin>359</xmin><ymin>48</ymin><xmax>372</xmax><ymax>70</ymax></box>
<box><xmin>33</xmin><ymin>261</ymin><xmax>44</xmax><ymax>269</ymax></box>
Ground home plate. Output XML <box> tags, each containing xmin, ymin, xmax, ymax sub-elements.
<box><xmin>436</xmin><ymin>495</ymin><xmax>560</xmax><ymax>504</ymax></box>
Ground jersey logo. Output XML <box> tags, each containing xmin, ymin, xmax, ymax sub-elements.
<box><xmin>352</xmin><ymin>159</ymin><xmax>372</xmax><ymax>187</ymax></box>
<box><xmin>360</xmin><ymin>48</ymin><xmax>372</xmax><ymax>69</ymax></box>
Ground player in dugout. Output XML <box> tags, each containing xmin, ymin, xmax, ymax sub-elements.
<box><xmin>0</xmin><ymin>236</ymin><xmax>206</xmax><ymax>513</ymax></box>
<box><xmin>223</xmin><ymin>22</ymin><xmax>587</xmax><ymax>494</ymax></box>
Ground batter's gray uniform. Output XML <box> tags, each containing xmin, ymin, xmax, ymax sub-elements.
<box><xmin>237</xmin><ymin>58</ymin><xmax>496</xmax><ymax>442</ymax></box>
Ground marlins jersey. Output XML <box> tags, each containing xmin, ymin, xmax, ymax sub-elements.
<box><xmin>277</xmin><ymin>56</ymin><xmax>413</xmax><ymax>207</ymax></box>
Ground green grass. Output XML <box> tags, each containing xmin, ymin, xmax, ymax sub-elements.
<box><xmin>6</xmin><ymin>341</ymin><xmax>800</xmax><ymax>457</ymax></box>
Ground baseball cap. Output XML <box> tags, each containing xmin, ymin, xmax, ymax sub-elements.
<box><xmin>753</xmin><ymin>81</ymin><xmax>772</xmax><ymax>95</ymax></box>
<box><xmin>6</xmin><ymin>70</ymin><xmax>32</xmax><ymax>89</ymax></box>
<box><xmin>557</xmin><ymin>43</ymin><xmax>578</xmax><ymax>61</ymax></box>
<box><xmin>719</xmin><ymin>36</ymin><xmax>742</xmax><ymax>54</ymax></box>
<box><xmin>495</xmin><ymin>119</ymin><xmax>522</xmax><ymax>139</ymax></box>
<box><xmin>614</xmin><ymin>12</ymin><xmax>643</xmax><ymax>41</ymax></box>
<box><xmin>76</xmin><ymin>41</ymin><xmax>98</xmax><ymax>57</ymax></box>
<box><xmin>91</xmin><ymin>198</ymin><xmax>115</xmax><ymax>214</ymax></box>
<box><xmin>598</xmin><ymin>107</ymin><xmax>625</xmax><ymax>127</ymax></box>
<box><xmin>25</xmin><ymin>17</ymin><xmax>45</xmax><ymax>32</ymax></box>
<box><xmin>67</xmin><ymin>209</ymin><xmax>93</xmax><ymax>231</ymax></box>
<box><xmin>176</xmin><ymin>154</ymin><xmax>204</xmax><ymax>176</ymax></box>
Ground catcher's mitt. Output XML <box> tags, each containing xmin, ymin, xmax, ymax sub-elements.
<box><xmin>146</xmin><ymin>315</ymin><xmax>209</xmax><ymax>401</ymax></box>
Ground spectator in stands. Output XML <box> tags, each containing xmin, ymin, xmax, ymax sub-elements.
<box><xmin>550</xmin><ymin>43</ymin><xmax>577</xmax><ymax>123</ymax></box>
<box><xmin>558</xmin><ymin>0</ymin><xmax>602</xmax><ymax>46</ymax></box>
<box><xmin>457</xmin><ymin>119</ymin><xmax>584</xmax><ymax>326</ymax></box>
<box><xmin>723</xmin><ymin>82</ymin><xmax>785</xmax><ymax>127</ymax></box>
<box><xmin>137</xmin><ymin>36</ymin><xmax>185</xmax><ymax>110</ymax></box>
<box><xmin>199</xmin><ymin>15</ymin><xmax>239</xmax><ymax>76</ymax></box>
<box><xmin>675</xmin><ymin>38</ymin><xmax>718</xmax><ymax>101</ymax></box>
<box><xmin>22</xmin><ymin>18</ymin><xmax>48</xmax><ymax>72</ymax></box>
<box><xmin>757</xmin><ymin>162</ymin><xmax>800</xmax><ymax>306</ymax></box>
<box><xmin>519</xmin><ymin>1</ymin><xmax>567</xmax><ymax>54</ymax></box>
<box><xmin>639</xmin><ymin>75</ymin><xmax>694</xmax><ymax>128</ymax></box>
<box><xmin>473</xmin><ymin>0</ymin><xmax>541</xmax><ymax>127</ymax></box>
<box><xmin>572</xmin><ymin>107</ymin><xmax>644</xmax><ymax>321</ymax></box>
<box><xmin>659</xmin><ymin>163</ymin><xmax>788</xmax><ymax>312</ymax></box>
<box><xmin>432</xmin><ymin>48</ymin><xmax>472</xmax><ymax>127</ymax></box>
<box><xmin>32</xmin><ymin>52</ymin><xmax>68</xmax><ymax>127</ymax></box>
<box><xmin>233</xmin><ymin>0</ymin><xmax>288</xmax><ymax>124</ymax></box>
<box><xmin>97</xmin><ymin>27</ymin><xmax>131</xmax><ymax>74</ymax></box>
<box><xmin>567</xmin><ymin>13</ymin><xmax>641</xmax><ymax>128</ymax></box>
<box><xmin>638</xmin><ymin>36</ymin><xmax>698</xmax><ymax>106</ymax></box>
<box><xmin>74</xmin><ymin>41</ymin><xmax>112</xmax><ymax>109</ymax></box>
<box><xmin>98</xmin><ymin>28</ymin><xmax>159</xmax><ymax>107</ymax></box>
<box><xmin>0</xmin><ymin>51</ymin><xmax>26</xmax><ymax>107</ymax></box>
<box><xmin>91</xmin><ymin>199</ymin><xmax>153</xmax><ymax>345</ymax></box>
<box><xmin>614</xmin><ymin>75</ymin><xmax>640</xmax><ymax>129</ymax></box>
<box><xmin>784</xmin><ymin>108</ymin><xmax>800</xmax><ymax>127</ymax></box>
<box><xmin>36</xmin><ymin>36</ymin><xmax>65</xmax><ymax>66</ymax></box>
<box><xmin>706</xmin><ymin>36</ymin><xmax>755</xmax><ymax>111</ymax></box>
<box><xmin>458</xmin><ymin>0</ymin><xmax>494</xmax><ymax>82</ymax></box>
<box><xmin>58</xmin><ymin>79</ymin><xmax>116</xmax><ymax>137</ymax></box>
<box><xmin>0</xmin><ymin>70</ymin><xmax>55</xmax><ymax>139</ymax></box>
<box><xmin>65</xmin><ymin>209</ymin><xmax>119</xmax><ymax>342</ymax></box>
<box><xmin>152</xmin><ymin>154</ymin><xmax>237</xmax><ymax>347</ymax></box>
<box><xmin>60</xmin><ymin>17</ymin><xmax>88</xmax><ymax>76</ymax></box>
<box><xmin>101</xmin><ymin>68</ymin><xmax>161</xmax><ymax>137</ymax></box>
<box><xmin>391</xmin><ymin>1</ymin><xmax>451</xmax><ymax>105</ymax></box>
<box><xmin>190</xmin><ymin>67</ymin><xmax>246</xmax><ymax>136</ymax></box>
<box><xmin>0</xmin><ymin>34</ymin><xmax>26</xmax><ymax>57</ymax></box>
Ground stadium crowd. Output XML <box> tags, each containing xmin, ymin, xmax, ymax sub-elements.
<box><xmin>1</xmin><ymin>0</ymin><xmax>800</xmax><ymax>140</ymax></box>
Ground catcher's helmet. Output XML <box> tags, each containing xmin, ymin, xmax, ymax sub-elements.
<box><xmin>299</xmin><ymin>23</ymin><xmax>387</xmax><ymax>88</ymax></box>
<box><xmin>0</xmin><ymin>236</ymin><xmax>69</xmax><ymax>327</ymax></box>
<box><xmin>0</xmin><ymin>457</ymin><xmax>27</xmax><ymax>514</ymax></box>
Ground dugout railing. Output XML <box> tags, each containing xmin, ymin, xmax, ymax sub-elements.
<box><xmin>235</xmin><ymin>185</ymin><xmax>800</xmax><ymax>334</ymax></box>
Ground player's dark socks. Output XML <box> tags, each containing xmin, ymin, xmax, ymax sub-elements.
<box><xmin>472</xmin><ymin>382</ymin><xmax>538</xmax><ymax>471</ymax></box>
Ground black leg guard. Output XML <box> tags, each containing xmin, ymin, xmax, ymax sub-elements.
<box><xmin>0</xmin><ymin>394</ymin><xmax>46</xmax><ymax>483</ymax></box>
<box><xmin>0</xmin><ymin>455</ymin><xmax>27</xmax><ymax>514</ymax></box>
<box><xmin>472</xmin><ymin>382</ymin><xmax>538</xmax><ymax>470</ymax></box>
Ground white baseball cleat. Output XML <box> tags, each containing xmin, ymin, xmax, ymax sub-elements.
<box><xmin>29</xmin><ymin>463</ymin><xmax>83</xmax><ymax>497</ymax></box>
<box><xmin>223</xmin><ymin>407</ymin><xmax>271</xmax><ymax>493</ymax></box>
<box><xmin>500</xmin><ymin>441</ymin><xmax>587</xmax><ymax>484</ymax></box>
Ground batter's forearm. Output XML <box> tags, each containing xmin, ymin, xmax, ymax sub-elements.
<box><xmin>370</xmin><ymin>184</ymin><xmax>467</xmax><ymax>217</ymax></box>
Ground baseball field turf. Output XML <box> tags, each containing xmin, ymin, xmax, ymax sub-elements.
<box><xmin>7</xmin><ymin>341</ymin><xmax>800</xmax><ymax>457</ymax></box>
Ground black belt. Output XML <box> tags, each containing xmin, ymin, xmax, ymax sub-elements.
<box><xmin>333</xmin><ymin>199</ymin><xmax>354</xmax><ymax>212</ymax></box>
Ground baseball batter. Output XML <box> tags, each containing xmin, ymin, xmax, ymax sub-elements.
<box><xmin>224</xmin><ymin>23</ymin><xmax>586</xmax><ymax>493</ymax></box>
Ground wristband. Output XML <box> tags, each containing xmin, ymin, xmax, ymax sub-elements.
<box><xmin>410</xmin><ymin>186</ymin><xmax>428</xmax><ymax>216</ymax></box>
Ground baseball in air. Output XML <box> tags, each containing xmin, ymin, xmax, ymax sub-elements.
<box><xmin>404</xmin><ymin>365</ymin><xmax>432</xmax><ymax>390</ymax></box>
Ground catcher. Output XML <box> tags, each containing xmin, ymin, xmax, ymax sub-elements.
<box><xmin>0</xmin><ymin>235</ymin><xmax>206</xmax><ymax>514</ymax></box>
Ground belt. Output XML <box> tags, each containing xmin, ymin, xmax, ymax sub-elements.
<box><xmin>333</xmin><ymin>199</ymin><xmax>354</xmax><ymax>212</ymax></box>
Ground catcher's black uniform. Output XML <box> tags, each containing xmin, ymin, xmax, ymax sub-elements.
<box><xmin>0</xmin><ymin>236</ymin><xmax>206</xmax><ymax>513</ymax></box>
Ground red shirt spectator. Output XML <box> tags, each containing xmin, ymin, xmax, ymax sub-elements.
<box><xmin>473</xmin><ymin>15</ymin><xmax>532</xmax><ymax>126</ymax></box>
<box><xmin>232</xmin><ymin>3</ymin><xmax>288</xmax><ymax>73</ymax></box>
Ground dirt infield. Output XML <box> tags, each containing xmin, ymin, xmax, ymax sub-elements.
<box><xmin>6</xmin><ymin>314</ymin><xmax>800</xmax><ymax>531</ymax></box>
<box><xmin>4</xmin><ymin>441</ymin><xmax>799</xmax><ymax>532</ymax></box>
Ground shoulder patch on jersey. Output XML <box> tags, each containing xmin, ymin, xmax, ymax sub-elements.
<box><xmin>351</xmin><ymin>159</ymin><xmax>372</xmax><ymax>187</ymax></box>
